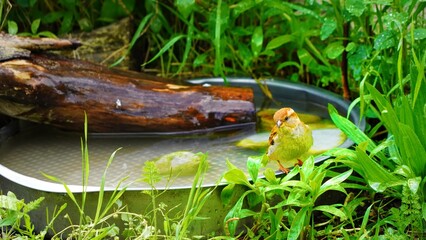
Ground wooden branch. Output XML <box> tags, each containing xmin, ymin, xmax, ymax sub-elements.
<box><xmin>0</xmin><ymin>54</ymin><xmax>255</xmax><ymax>133</ymax></box>
<box><xmin>0</xmin><ymin>33</ymin><xmax>255</xmax><ymax>133</ymax></box>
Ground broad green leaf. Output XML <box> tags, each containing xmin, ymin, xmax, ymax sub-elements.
<box><xmin>193</xmin><ymin>53</ymin><xmax>208</xmax><ymax>68</ymax></box>
<box><xmin>397</xmin><ymin>123</ymin><xmax>426</xmax><ymax>176</ymax></box>
<box><xmin>383</xmin><ymin>12</ymin><xmax>408</xmax><ymax>30</ymax></box>
<box><xmin>346</xmin><ymin>42</ymin><xmax>356</xmax><ymax>52</ymax></box>
<box><xmin>328</xmin><ymin>104</ymin><xmax>390</xmax><ymax>166</ymax></box>
<box><xmin>0</xmin><ymin>192</ymin><xmax>21</xmax><ymax>211</ymax></box>
<box><xmin>31</xmin><ymin>19</ymin><xmax>41</xmax><ymax>34</ymax></box>
<box><xmin>37</xmin><ymin>31</ymin><xmax>57</xmax><ymax>38</ymax></box>
<box><xmin>314</xmin><ymin>205</ymin><xmax>347</xmax><ymax>220</ymax></box>
<box><xmin>325</xmin><ymin>41</ymin><xmax>345</xmax><ymax>59</ymax></box>
<box><xmin>7</xmin><ymin>20</ymin><xmax>18</xmax><ymax>35</ymax></box>
<box><xmin>247</xmin><ymin>155</ymin><xmax>261</xmax><ymax>182</ymax></box>
<box><xmin>224</xmin><ymin>190</ymin><xmax>253</xmax><ymax>236</ymax></box>
<box><xmin>299</xmin><ymin>156</ymin><xmax>315</xmax><ymax>181</ymax></box>
<box><xmin>233</xmin><ymin>0</ymin><xmax>257</xmax><ymax>17</ymax></box>
<box><xmin>374</xmin><ymin>30</ymin><xmax>396</xmax><ymax>50</ymax></box>
<box><xmin>251</xmin><ymin>26</ymin><xmax>263</xmax><ymax>58</ymax></box>
<box><xmin>407</xmin><ymin>177</ymin><xmax>421</xmax><ymax>194</ymax></box>
<box><xmin>320</xmin><ymin>18</ymin><xmax>337</xmax><ymax>40</ymax></box>
<box><xmin>59</xmin><ymin>11</ymin><xmax>73</xmax><ymax>34</ymax></box>
<box><xmin>43</xmin><ymin>12</ymin><xmax>63</xmax><ymax>24</ymax></box>
<box><xmin>100</xmin><ymin>0</ymin><xmax>135</xmax><ymax>22</ymax></box>
<box><xmin>237</xmin><ymin>42</ymin><xmax>253</xmax><ymax>67</ymax></box>
<box><xmin>287</xmin><ymin>207</ymin><xmax>307</xmax><ymax>240</ymax></box>
<box><xmin>221</xmin><ymin>183</ymin><xmax>235</xmax><ymax>205</ymax></box>
<box><xmin>297</xmin><ymin>48</ymin><xmax>315</xmax><ymax>66</ymax></box>
<box><xmin>345</xmin><ymin>0</ymin><xmax>366</xmax><ymax>17</ymax></box>
<box><xmin>322</xmin><ymin>169</ymin><xmax>352</xmax><ymax>189</ymax></box>
<box><xmin>225</xmin><ymin>158</ymin><xmax>238</xmax><ymax>170</ymax></box>
<box><xmin>265</xmin><ymin>34</ymin><xmax>293</xmax><ymax>50</ymax></box>
<box><xmin>280</xmin><ymin>180</ymin><xmax>312</xmax><ymax>192</ymax></box>
<box><xmin>247</xmin><ymin>191</ymin><xmax>263</xmax><ymax>208</ymax></box>
<box><xmin>175</xmin><ymin>0</ymin><xmax>195</xmax><ymax>19</ymax></box>
<box><xmin>264</xmin><ymin>168</ymin><xmax>278</xmax><ymax>183</ymax></box>
<box><xmin>224</xmin><ymin>168</ymin><xmax>252</xmax><ymax>187</ymax></box>
<box><xmin>408</xmin><ymin>28</ymin><xmax>426</xmax><ymax>41</ymax></box>
<box><xmin>354</xmin><ymin>143</ymin><xmax>402</xmax><ymax>191</ymax></box>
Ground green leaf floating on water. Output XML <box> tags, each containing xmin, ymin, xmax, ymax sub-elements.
<box><xmin>154</xmin><ymin>151</ymin><xmax>205</xmax><ymax>176</ymax></box>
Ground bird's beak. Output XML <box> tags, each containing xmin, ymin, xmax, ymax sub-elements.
<box><xmin>276</xmin><ymin>120</ymin><xmax>282</xmax><ymax>127</ymax></box>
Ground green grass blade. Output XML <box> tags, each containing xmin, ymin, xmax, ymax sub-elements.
<box><xmin>328</xmin><ymin>104</ymin><xmax>392</xmax><ymax>168</ymax></box>
<box><xmin>141</xmin><ymin>34</ymin><xmax>186</xmax><ymax>67</ymax></box>
<box><xmin>175</xmin><ymin>13</ymin><xmax>194</xmax><ymax>75</ymax></box>
<box><xmin>94</xmin><ymin>148</ymin><xmax>122</xmax><ymax>223</ymax></box>
<box><xmin>110</xmin><ymin>13</ymin><xmax>154</xmax><ymax>67</ymax></box>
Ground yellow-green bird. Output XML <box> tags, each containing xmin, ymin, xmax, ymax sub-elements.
<box><xmin>267</xmin><ymin>108</ymin><xmax>313</xmax><ymax>173</ymax></box>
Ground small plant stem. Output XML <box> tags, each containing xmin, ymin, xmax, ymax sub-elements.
<box><xmin>341</xmin><ymin>21</ymin><xmax>350</xmax><ymax>100</ymax></box>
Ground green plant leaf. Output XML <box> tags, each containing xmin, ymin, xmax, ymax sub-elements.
<box><xmin>408</xmin><ymin>28</ymin><xmax>426</xmax><ymax>41</ymax></box>
<box><xmin>251</xmin><ymin>26</ymin><xmax>263</xmax><ymax>58</ymax></box>
<box><xmin>318</xmin><ymin>169</ymin><xmax>352</xmax><ymax>197</ymax></box>
<box><xmin>397</xmin><ymin>123</ymin><xmax>426</xmax><ymax>177</ymax></box>
<box><xmin>328</xmin><ymin>104</ymin><xmax>390</xmax><ymax>166</ymax></box>
<box><xmin>325</xmin><ymin>41</ymin><xmax>345</xmax><ymax>59</ymax></box>
<box><xmin>224</xmin><ymin>168</ymin><xmax>252</xmax><ymax>188</ymax></box>
<box><xmin>320</xmin><ymin>18</ymin><xmax>337</xmax><ymax>40</ymax></box>
<box><xmin>383</xmin><ymin>11</ymin><xmax>408</xmax><ymax>31</ymax></box>
<box><xmin>233</xmin><ymin>0</ymin><xmax>257</xmax><ymax>17</ymax></box>
<box><xmin>7</xmin><ymin>20</ymin><xmax>18</xmax><ymax>35</ymax></box>
<box><xmin>266</xmin><ymin>34</ymin><xmax>293</xmax><ymax>50</ymax></box>
<box><xmin>297</xmin><ymin>48</ymin><xmax>316</xmax><ymax>66</ymax></box>
<box><xmin>264</xmin><ymin>168</ymin><xmax>278</xmax><ymax>183</ymax></box>
<box><xmin>37</xmin><ymin>31</ymin><xmax>57</xmax><ymax>38</ymax></box>
<box><xmin>175</xmin><ymin>0</ymin><xmax>195</xmax><ymax>19</ymax></box>
<box><xmin>100</xmin><ymin>0</ymin><xmax>135</xmax><ymax>22</ymax></box>
<box><xmin>345</xmin><ymin>0</ymin><xmax>366</xmax><ymax>17</ymax></box>
<box><xmin>224</xmin><ymin>190</ymin><xmax>253</xmax><ymax>236</ymax></box>
<box><xmin>314</xmin><ymin>205</ymin><xmax>347</xmax><ymax>220</ymax></box>
<box><xmin>287</xmin><ymin>207</ymin><xmax>307</xmax><ymax>240</ymax></box>
<box><xmin>374</xmin><ymin>30</ymin><xmax>396</xmax><ymax>50</ymax></box>
<box><xmin>221</xmin><ymin>183</ymin><xmax>235</xmax><ymax>206</ymax></box>
<box><xmin>59</xmin><ymin>11</ymin><xmax>73</xmax><ymax>34</ymax></box>
<box><xmin>247</xmin><ymin>155</ymin><xmax>261</xmax><ymax>182</ymax></box>
<box><xmin>31</xmin><ymin>18</ymin><xmax>40</xmax><ymax>34</ymax></box>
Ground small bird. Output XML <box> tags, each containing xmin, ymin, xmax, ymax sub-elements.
<box><xmin>267</xmin><ymin>108</ymin><xmax>313</xmax><ymax>173</ymax></box>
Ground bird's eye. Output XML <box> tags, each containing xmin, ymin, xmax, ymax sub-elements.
<box><xmin>284</xmin><ymin>116</ymin><xmax>289</xmax><ymax>121</ymax></box>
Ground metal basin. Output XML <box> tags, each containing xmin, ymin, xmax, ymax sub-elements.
<box><xmin>0</xmin><ymin>78</ymin><xmax>364</xmax><ymax>236</ymax></box>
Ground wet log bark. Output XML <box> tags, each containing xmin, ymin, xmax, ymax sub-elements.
<box><xmin>0</xmin><ymin>53</ymin><xmax>255</xmax><ymax>133</ymax></box>
<box><xmin>0</xmin><ymin>33</ymin><xmax>255</xmax><ymax>133</ymax></box>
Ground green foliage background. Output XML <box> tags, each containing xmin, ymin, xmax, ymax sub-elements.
<box><xmin>3</xmin><ymin>0</ymin><xmax>425</xmax><ymax>95</ymax></box>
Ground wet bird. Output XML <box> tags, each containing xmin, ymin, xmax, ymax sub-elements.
<box><xmin>267</xmin><ymin>108</ymin><xmax>313</xmax><ymax>173</ymax></box>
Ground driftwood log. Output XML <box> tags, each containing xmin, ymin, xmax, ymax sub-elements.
<box><xmin>0</xmin><ymin>33</ymin><xmax>255</xmax><ymax>133</ymax></box>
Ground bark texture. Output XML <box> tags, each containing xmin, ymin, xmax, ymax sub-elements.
<box><xmin>0</xmin><ymin>53</ymin><xmax>255</xmax><ymax>133</ymax></box>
